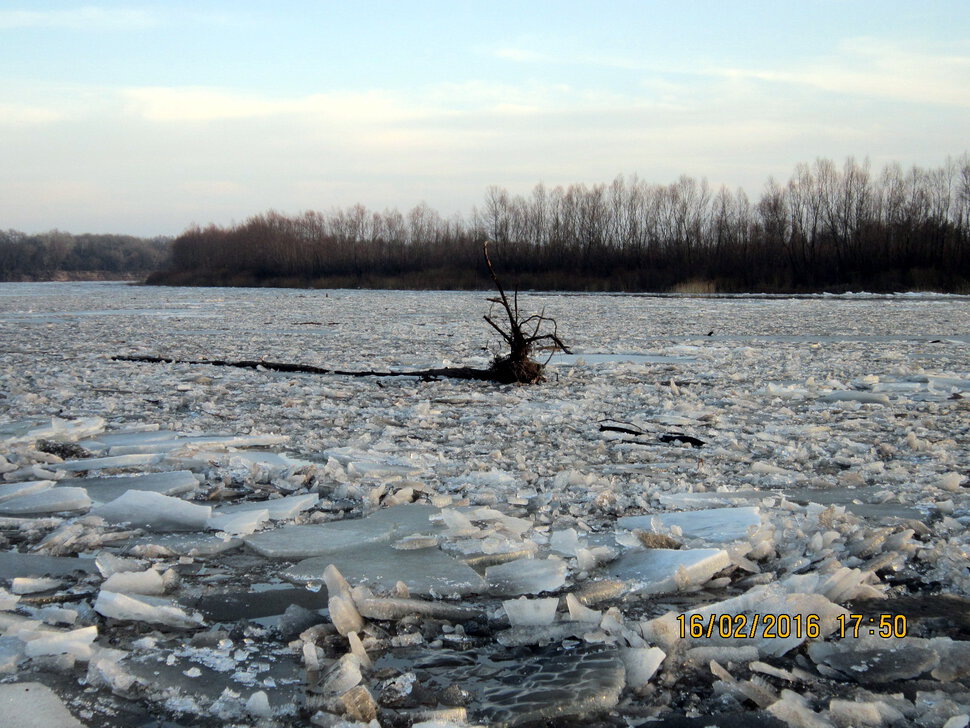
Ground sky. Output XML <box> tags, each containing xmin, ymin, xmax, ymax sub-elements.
<box><xmin>1</xmin><ymin>1</ymin><xmax>968</xmax><ymax>237</ymax></box>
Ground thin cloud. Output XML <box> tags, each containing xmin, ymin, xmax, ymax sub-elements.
<box><xmin>717</xmin><ymin>38</ymin><xmax>970</xmax><ymax>108</ymax></box>
<box><xmin>0</xmin><ymin>6</ymin><xmax>157</xmax><ymax>31</ymax></box>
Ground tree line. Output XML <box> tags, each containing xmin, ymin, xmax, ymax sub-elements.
<box><xmin>147</xmin><ymin>154</ymin><xmax>970</xmax><ymax>293</ymax></box>
<box><xmin>0</xmin><ymin>230</ymin><xmax>171</xmax><ymax>281</ymax></box>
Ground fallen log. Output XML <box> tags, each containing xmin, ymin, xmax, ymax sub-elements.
<box><xmin>111</xmin><ymin>354</ymin><xmax>498</xmax><ymax>381</ymax></box>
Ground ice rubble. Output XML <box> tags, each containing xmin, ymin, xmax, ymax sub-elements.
<box><xmin>0</xmin><ymin>286</ymin><xmax>968</xmax><ymax>726</ymax></box>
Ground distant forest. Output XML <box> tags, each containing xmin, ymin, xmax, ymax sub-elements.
<box><xmin>148</xmin><ymin>156</ymin><xmax>970</xmax><ymax>293</ymax></box>
<box><xmin>0</xmin><ymin>230</ymin><xmax>171</xmax><ymax>281</ymax></box>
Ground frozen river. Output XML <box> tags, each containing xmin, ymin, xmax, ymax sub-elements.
<box><xmin>0</xmin><ymin>282</ymin><xmax>968</xmax><ymax>726</ymax></box>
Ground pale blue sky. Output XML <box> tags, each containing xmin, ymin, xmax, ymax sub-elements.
<box><xmin>1</xmin><ymin>1</ymin><xmax>968</xmax><ymax>235</ymax></box>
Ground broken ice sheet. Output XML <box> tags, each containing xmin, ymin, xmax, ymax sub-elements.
<box><xmin>485</xmin><ymin>557</ymin><xmax>567</xmax><ymax>596</ymax></box>
<box><xmin>10</xmin><ymin>577</ymin><xmax>62</xmax><ymax>594</ymax></box>
<box><xmin>286</xmin><ymin>541</ymin><xmax>485</xmax><ymax>597</ymax></box>
<box><xmin>101</xmin><ymin>568</ymin><xmax>166</xmax><ymax>595</ymax></box>
<box><xmin>503</xmin><ymin>597</ymin><xmax>559</xmax><ymax>626</ymax></box>
<box><xmin>0</xmin><ymin>681</ymin><xmax>87</xmax><ymax>727</ymax></box>
<box><xmin>245</xmin><ymin>519</ymin><xmax>393</xmax><ymax>560</ymax></box>
<box><xmin>21</xmin><ymin>625</ymin><xmax>98</xmax><ymax>660</ymax></box>
<box><xmin>95</xmin><ymin>590</ymin><xmax>204</xmax><ymax>629</ymax></box>
<box><xmin>783</xmin><ymin>485</ymin><xmax>927</xmax><ymax>522</ymax></box>
<box><xmin>809</xmin><ymin>639</ymin><xmax>940</xmax><ymax>684</ymax></box>
<box><xmin>92</xmin><ymin>490</ymin><xmax>211</xmax><ymax>531</ymax></box>
<box><xmin>0</xmin><ymin>480</ymin><xmax>54</xmax><ymax>504</ymax></box>
<box><xmin>50</xmin><ymin>453</ymin><xmax>163</xmax><ymax>472</ymax></box>
<box><xmin>617</xmin><ymin>506</ymin><xmax>761</xmax><ymax>544</ymax></box>
<box><xmin>207</xmin><ymin>508</ymin><xmax>269</xmax><ymax>537</ymax></box>
<box><xmin>59</xmin><ymin>470</ymin><xmax>199</xmax><ymax>504</ymax></box>
<box><xmin>381</xmin><ymin>646</ymin><xmax>626</xmax><ymax>727</ymax></box>
<box><xmin>216</xmin><ymin>492</ymin><xmax>317</xmax><ymax>521</ymax></box>
<box><xmin>608</xmin><ymin>548</ymin><xmax>730</xmax><ymax>596</ymax></box>
<box><xmin>0</xmin><ymin>487</ymin><xmax>91</xmax><ymax>515</ymax></box>
<box><xmin>0</xmin><ymin>416</ymin><xmax>106</xmax><ymax>448</ymax></box>
<box><xmin>78</xmin><ymin>427</ymin><xmax>178</xmax><ymax>456</ymax></box>
<box><xmin>130</xmin><ymin>532</ymin><xmax>244</xmax><ymax>558</ymax></box>
<box><xmin>245</xmin><ymin>503</ymin><xmax>439</xmax><ymax>559</ymax></box>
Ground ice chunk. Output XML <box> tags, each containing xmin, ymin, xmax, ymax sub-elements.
<box><xmin>827</xmin><ymin>699</ymin><xmax>906</xmax><ymax>727</ymax></box>
<box><xmin>11</xmin><ymin>577</ymin><xmax>62</xmax><ymax>595</ymax></box>
<box><xmin>328</xmin><ymin>593</ymin><xmax>363</xmax><ymax>636</ymax></box>
<box><xmin>0</xmin><ymin>588</ymin><xmax>20</xmax><ymax>611</ymax></box>
<box><xmin>0</xmin><ymin>635</ymin><xmax>25</xmax><ymax>673</ymax></box>
<box><xmin>102</xmin><ymin>568</ymin><xmax>165</xmax><ymax>595</ymax></box>
<box><xmin>392</xmin><ymin>534</ymin><xmax>439</xmax><ymax>550</ymax></box>
<box><xmin>94</xmin><ymin>551</ymin><xmax>147</xmax><ymax>578</ymax></box>
<box><xmin>503</xmin><ymin>597</ymin><xmax>559</xmax><ymax>626</ymax></box>
<box><xmin>0</xmin><ymin>681</ymin><xmax>87</xmax><ymax>727</ymax></box>
<box><xmin>51</xmin><ymin>453</ymin><xmax>162</xmax><ymax>472</ymax></box>
<box><xmin>0</xmin><ymin>416</ymin><xmax>105</xmax><ymax>447</ymax></box>
<box><xmin>95</xmin><ymin>590</ymin><xmax>204</xmax><ymax>629</ymax></box>
<box><xmin>129</xmin><ymin>532</ymin><xmax>243</xmax><ymax>557</ymax></box>
<box><xmin>780</xmin><ymin>567</ymin><xmax>884</xmax><ymax>602</ymax></box>
<box><xmin>439</xmin><ymin>508</ymin><xmax>478</xmax><ymax>536</ymax></box>
<box><xmin>246</xmin><ymin>519</ymin><xmax>393</xmax><ymax>559</ymax></box>
<box><xmin>549</xmin><ymin>528</ymin><xmax>581</xmax><ymax>556</ymax></box>
<box><xmin>244</xmin><ymin>503</ymin><xmax>438</xmax><ymax>560</ymax></box>
<box><xmin>21</xmin><ymin>625</ymin><xmax>97</xmax><ymax>660</ymax></box>
<box><xmin>339</xmin><ymin>684</ymin><xmax>378</xmax><ymax>722</ymax></box>
<box><xmin>86</xmin><ymin>654</ymin><xmax>140</xmax><ymax>697</ymax></box>
<box><xmin>0</xmin><ymin>487</ymin><xmax>91</xmax><ymax>515</ymax></box>
<box><xmin>617</xmin><ymin>507</ymin><xmax>761</xmax><ymax>544</ymax></box>
<box><xmin>808</xmin><ymin>641</ymin><xmax>939</xmax><ymax>683</ymax></box>
<box><xmin>767</xmin><ymin>689</ymin><xmax>832</xmax><ymax>728</ymax></box>
<box><xmin>565</xmin><ymin>593</ymin><xmax>601</xmax><ymax>622</ymax></box>
<box><xmin>355</xmin><ymin>596</ymin><xmax>482</xmax><ymax>622</ymax></box>
<box><xmin>621</xmin><ymin>646</ymin><xmax>665</xmax><ymax>689</ymax></box>
<box><xmin>287</xmin><ymin>542</ymin><xmax>485</xmax><ymax>598</ymax></box>
<box><xmin>207</xmin><ymin>508</ymin><xmax>269</xmax><ymax>536</ymax></box>
<box><xmin>67</xmin><ymin>470</ymin><xmax>199</xmax><ymax>503</ymax></box>
<box><xmin>608</xmin><ymin>548</ymin><xmax>730</xmax><ymax>595</ymax></box>
<box><xmin>0</xmin><ymin>480</ymin><xmax>54</xmax><ymax>504</ymax></box>
<box><xmin>216</xmin><ymin>492</ymin><xmax>317</xmax><ymax>520</ymax></box>
<box><xmin>246</xmin><ymin>690</ymin><xmax>272</xmax><ymax>719</ymax></box>
<box><xmin>173</xmin><ymin>433</ymin><xmax>289</xmax><ymax>451</ymax></box>
<box><xmin>80</xmin><ymin>427</ymin><xmax>177</xmax><ymax>453</ymax></box>
<box><xmin>818</xmin><ymin>391</ymin><xmax>891</xmax><ymax>405</ymax></box>
<box><xmin>36</xmin><ymin>607</ymin><xmax>77</xmax><ymax>626</ymax></box>
<box><xmin>322</xmin><ymin>564</ymin><xmax>364</xmax><ymax>635</ymax></box>
<box><xmin>92</xmin><ymin>490</ymin><xmax>211</xmax><ymax>531</ymax></box>
<box><xmin>485</xmin><ymin>557</ymin><xmax>567</xmax><ymax>596</ymax></box>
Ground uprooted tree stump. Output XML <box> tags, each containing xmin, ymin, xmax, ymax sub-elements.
<box><xmin>114</xmin><ymin>242</ymin><xmax>570</xmax><ymax>385</ymax></box>
<box><xmin>482</xmin><ymin>241</ymin><xmax>571</xmax><ymax>383</ymax></box>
